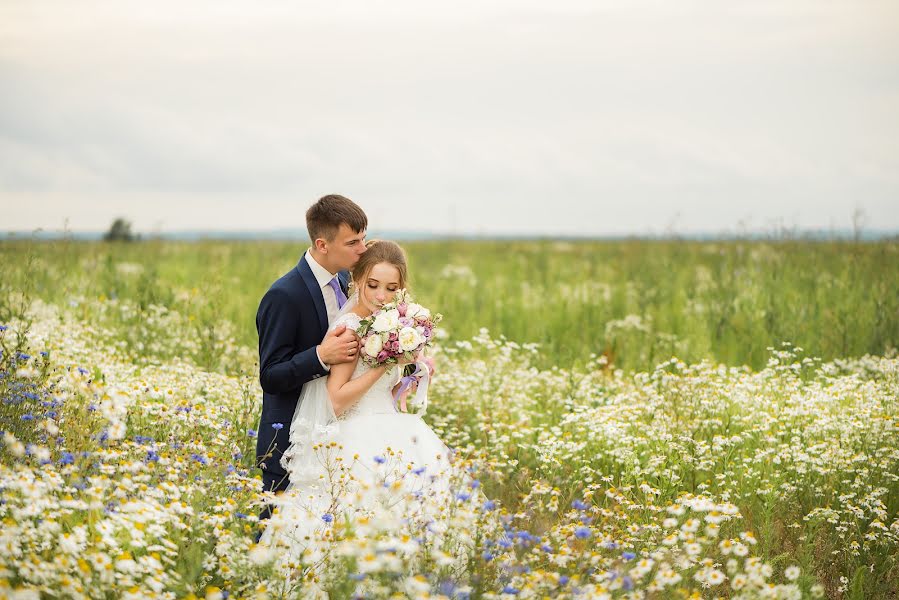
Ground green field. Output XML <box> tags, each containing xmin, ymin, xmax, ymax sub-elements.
<box><xmin>1</xmin><ymin>238</ymin><xmax>897</xmax><ymax>598</ymax></box>
<box><xmin>3</xmin><ymin>238</ymin><xmax>897</xmax><ymax>373</ymax></box>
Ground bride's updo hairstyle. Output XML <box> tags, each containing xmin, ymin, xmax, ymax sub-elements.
<box><xmin>349</xmin><ymin>240</ymin><xmax>408</xmax><ymax>296</ymax></box>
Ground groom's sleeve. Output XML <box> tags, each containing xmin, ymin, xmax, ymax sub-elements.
<box><xmin>257</xmin><ymin>287</ymin><xmax>328</xmax><ymax>395</ymax></box>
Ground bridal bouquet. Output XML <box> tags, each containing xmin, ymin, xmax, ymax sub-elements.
<box><xmin>355</xmin><ymin>289</ymin><xmax>442</xmax><ymax>413</ymax></box>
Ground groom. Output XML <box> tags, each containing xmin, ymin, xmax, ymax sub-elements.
<box><xmin>255</xmin><ymin>194</ymin><xmax>368</xmax><ymax>522</ymax></box>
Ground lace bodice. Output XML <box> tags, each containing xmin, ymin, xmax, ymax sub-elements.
<box><xmin>331</xmin><ymin>312</ymin><xmax>400</xmax><ymax>420</ymax></box>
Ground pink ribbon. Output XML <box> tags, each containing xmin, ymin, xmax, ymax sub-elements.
<box><xmin>393</xmin><ymin>362</ymin><xmax>425</xmax><ymax>412</ymax></box>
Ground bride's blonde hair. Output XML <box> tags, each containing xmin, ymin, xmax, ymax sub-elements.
<box><xmin>349</xmin><ymin>240</ymin><xmax>408</xmax><ymax>296</ymax></box>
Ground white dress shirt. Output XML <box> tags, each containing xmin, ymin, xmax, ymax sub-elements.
<box><xmin>305</xmin><ymin>249</ymin><xmax>342</xmax><ymax>369</ymax></box>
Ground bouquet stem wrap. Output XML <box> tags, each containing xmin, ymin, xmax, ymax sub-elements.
<box><xmin>393</xmin><ymin>361</ymin><xmax>430</xmax><ymax>414</ymax></box>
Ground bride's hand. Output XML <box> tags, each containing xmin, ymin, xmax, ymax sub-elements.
<box><xmin>396</xmin><ymin>353</ymin><xmax>418</xmax><ymax>366</ymax></box>
<box><xmin>397</xmin><ymin>348</ymin><xmax>425</xmax><ymax>367</ymax></box>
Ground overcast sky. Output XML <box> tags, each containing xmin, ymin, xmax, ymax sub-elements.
<box><xmin>1</xmin><ymin>0</ymin><xmax>897</xmax><ymax>236</ymax></box>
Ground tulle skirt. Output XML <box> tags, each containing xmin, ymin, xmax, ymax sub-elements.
<box><xmin>258</xmin><ymin>412</ymin><xmax>455</xmax><ymax>559</ymax></box>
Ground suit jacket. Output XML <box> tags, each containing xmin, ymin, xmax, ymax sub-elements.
<box><xmin>255</xmin><ymin>256</ymin><xmax>350</xmax><ymax>476</ymax></box>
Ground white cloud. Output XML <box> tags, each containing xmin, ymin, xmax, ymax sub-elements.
<box><xmin>1</xmin><ymin>0</ymin><xmax>897</xmax><ymax>234</ymax></box>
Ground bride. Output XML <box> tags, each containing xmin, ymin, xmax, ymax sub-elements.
<box><xmin>258</xmin><ymin>240</ymin><xmax>454</xmax><ymax>560</ymax></box>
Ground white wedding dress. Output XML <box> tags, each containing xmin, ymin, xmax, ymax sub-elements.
<box><xmin>258</xmin><ymin>308</ymin><xmax>454</xmax><ymax>562</ymax></box>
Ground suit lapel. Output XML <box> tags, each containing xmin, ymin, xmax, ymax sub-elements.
<box><xmin>297</xmin><ymin>257</ymin><xmax>328</xmax><ymax>334</ymax></box>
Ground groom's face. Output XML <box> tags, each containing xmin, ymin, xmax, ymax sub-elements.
<box><xmin>324</xmin><ymin>223</ymin><xmax>367</xmax><ymax>271</ymax></box>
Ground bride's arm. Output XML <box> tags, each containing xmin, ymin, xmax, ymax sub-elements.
<box><xmin>326</xmin><ymin>359</ymin><xmax>387</xmax><ymax>416</ymax></box>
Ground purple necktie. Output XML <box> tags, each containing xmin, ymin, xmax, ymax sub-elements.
<box><xmin>328</xmin><ymin>276</ymin><xmax>347</xmax><ymax>309</ymax></box>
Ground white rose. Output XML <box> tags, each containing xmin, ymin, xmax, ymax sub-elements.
<box><xmin>372</xmin><ymin>309</ymin><xmax>400</xmax><ymax>333</ymax></box>
<box><xmin>364</xmin><ymin>334</ymin><xmax>384</xmax><ymax>357</ymax></box>
<box><xmin>398</xmin><ymin>327</ymin><xmax>424</xmax><ymax>352</ymax></box>
<box><xmin>405</xmin><ymin>303</ymin><xmax>423</xmax><ymax>318</ymax></box>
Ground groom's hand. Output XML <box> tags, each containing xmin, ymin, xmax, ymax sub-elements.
<box><xmin>318</xmin><ymin>325</ymin><xmax>360</xmax><ymax>365</ymax></box>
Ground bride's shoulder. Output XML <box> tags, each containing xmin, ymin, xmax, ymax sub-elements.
<box><xmin>330</xmin><ymin>312</ymin><xmax>363</xmax><ymax>333</ymax></box>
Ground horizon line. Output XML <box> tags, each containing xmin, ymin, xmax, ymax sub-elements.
<box><xmin>4</xmin><ymin>227</ymin><xmax>898</xmax><ymax>242</ymax></box>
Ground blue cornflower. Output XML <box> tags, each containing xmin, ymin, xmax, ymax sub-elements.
<box><xmin>456</xmin><ymin>492</ymin><xmax>471</xmax><ymax>502</ymax></box>
<box><xmin>373</xmin><ymin>455</ymin><xmax>386</xmax><ymax>464</ymax></box>
<box><xmin>87</xmin><ymin>404</ymin><xmax>98</xmax><ymax>412</ymax></box>
<box><xmin>21</xmin><ymin>414</ymin><xmax>34</xmax><ymax>421</ymax></box>
<box><xmin>350</xmin><ymin>573</ymin><xmax>366</xmax><ymax>581</ymax></box>
<box><xmin>77</xmin><ymin>367</ymin><xmax>89</xmax><ymax>375</ymax></box>
<box><xmin>501</xmin><ymin>586</ymin><xmax>519</xmax><ymax>595</ymax></box>
<box><xmin>469</xmin><ymin>479</ymin><xmax>481</xmax><ymax>488</ymax></box>
<box><xmin>40</xmin><ymin>351</ymin><xmax>49</xmax><ymax>357</ymax></box>
<box><xmin>622</xmin><ymin>576</ymin><xmax>634</xmax><ymax>591</ymax></box>
<box><xmin>574</xmin><ymin>527</ymin><xmax>591</xmax><ymax>539</ymax></box>
<box><xmin>17</xmin><ymin>353</ymin><xmax>31</xmax><ymax>361</ymax></box>
<box><xmin>572</xmin><ymin>499</ymin><xmax>589</xmax><ymax>510</ymax></box>
<box><xmin>482</xmin><ymin>499</ymin><xmax>497</xmax><ymax>511</ymax></box>
<box><xmin>541</xmin><ymin>544</ymin><xmax>554</xmax><ymax>553</ymax></box>
<box><xmin>482</xmin><ymin>551</ymin><xmax>495</xmax><ymax>562</ymax></box>
<box><xmin>45</xmin><ymin>411</ymin><xmax>58</xmax><ymax>419</ymax></box>
<box><xmin>247</xmin><ymin>429</ymin><xmax>257</xmax><ymax>438</ymax></box>
<box><xmin>497</xmin><ymin>537</ymin><xmax>513</xmax><ymax>549</ymax></box>
<box><xmin>146</xmin><ymin>450</ymin><xmax>160</xmax><ymax>462</ymax></box>
<box><xmin>412</xmin><ymin>466</ymin><xmax>426</xmax><ymax>475</ymax></box>
<box><xmin>321</xmin><ymin>513</ymin><xmax>334</xmax><ymax>523</ymax></box>
<box><xmin>58</xmin><ymin>452</ymin><xmax>75</xmax><ymax>465</ymax></box>
<box><xmin>516</xmin><ymin>530</ymin><xmax>538</xmax><ymax>544</ymax></box>
<box><xmin>191</xmin><ymin>453</ymin><xmax>208</xmax><ymax>465</ymax></box>
<box><xmin>0</xmin><ymin>325</ymin><xmax>7</xmax><ymax>331</ymax></box>
<box><xmin>271</xmin><ymin>422</ymin><xmax>284</xmax><ymax>430</ymax></box>
<box><xmin>559</xmin><ymin>575</ymin><xmax>570</xmax><ymax>586</ymax></box>
<box><xmin>438</xmin><ymin>580</ymin><xmax>457</xmax><ymax>596</ymax></box>
<box><xmin>235</xmin><ymin>512</ymin><xmax>248</xmax><ymax>519</ymax></box>
<box><xmin>622</xmin><ymin>551</ymin><xmax>636</xmax><ymax>561</ymax></box>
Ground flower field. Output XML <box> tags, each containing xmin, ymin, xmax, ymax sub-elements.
<box><xmin>1</xmin><ymin>239</ymin><xmax>897</xmax><ymax>598</ymax></box>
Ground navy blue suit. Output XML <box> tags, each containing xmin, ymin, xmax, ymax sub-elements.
<box><xmin>255</xmin><ymin>256</ymin><xmax>349</xmax><ymax>502</ymax></box>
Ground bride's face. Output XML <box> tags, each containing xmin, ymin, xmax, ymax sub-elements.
<box><xmin>360</xmin><ymin>262</ymin><xmax>402</xmax><ymax>313</ymax></box>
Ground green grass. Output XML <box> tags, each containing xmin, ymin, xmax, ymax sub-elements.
<box><xmin>3</xmin><ymin>237</ymin><xmax>897</xmax><ymax>373</ymax></box>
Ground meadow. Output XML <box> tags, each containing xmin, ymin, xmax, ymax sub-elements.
<box><xmin>0</xmin><ymin>237</ymin><xmax>897</xmax><ymax>599</ymax></box>
<box><xmin>3</xmin><ymin>237</ymin><xmax>897</xmax><ymax>373</ymax></box>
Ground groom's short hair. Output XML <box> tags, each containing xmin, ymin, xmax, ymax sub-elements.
<box><xmin>306</xmin><ymin>194</ymin><xmax>368</xmax><ymax>242</ymax></box>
